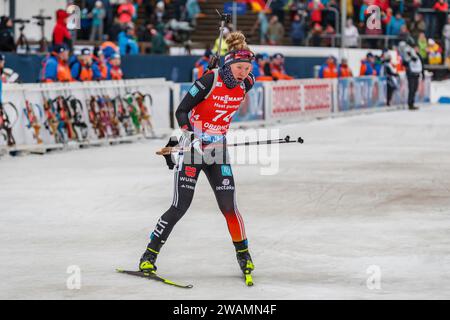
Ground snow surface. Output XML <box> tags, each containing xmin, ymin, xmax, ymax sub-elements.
<box><xmin>1</xmin><ymin>105</ymin><xmax>450</xmax><ymax>300</ymax></box>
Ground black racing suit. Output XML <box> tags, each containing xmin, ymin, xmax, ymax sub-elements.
<box><xmin>147</xmin><ymin>70</ymin><xmax>254</xmax><ymax>254</ymax></box>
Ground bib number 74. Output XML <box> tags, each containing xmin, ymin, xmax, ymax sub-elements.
<box><xmin>212</xmin><ymin>110</ymin><xmax>237</xmax><ymax>123</ymax></box>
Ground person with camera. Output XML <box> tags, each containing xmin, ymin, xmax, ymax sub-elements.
<box><xmin>0</xmin><ymin>16</ymin><xmax>16</xmax><ymax>52</ymax></box>
<box><xmin>402</xmin><ymin>43</ymin><xmax>425</xmax><ymax>111</ymax></box>
<box><xmin>382</xmin><ymin>52</ymin><xmax>400</xmax><ymax>107</ymax></box>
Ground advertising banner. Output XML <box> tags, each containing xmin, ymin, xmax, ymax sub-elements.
<box><xmin>178</xmin><ymin>82</ymin><xmax>265</xmax><ymax>124</ymax></box>
<box><xmin>0</xmin><ymin>79</ymin><xmax>171</xmax><ymax>147</ymax></box>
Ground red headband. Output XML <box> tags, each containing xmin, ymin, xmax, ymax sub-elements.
<box><xmin>224</xmin><ymin>50</ymin><xmax>255</xmax><ymax>65</ymax></box>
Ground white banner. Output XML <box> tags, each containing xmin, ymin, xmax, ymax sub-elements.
<box><xmin>266</xmin><ymin>79</ymin><xmax>335</xmax><ymax>120</ymax></box>
<box><xmin>1</xmin><ymin>79</ymin><xmax>172</xmax><ymax>147</ymax></box>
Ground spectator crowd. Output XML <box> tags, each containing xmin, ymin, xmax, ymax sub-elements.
<box><xmin>72</xmin><ymin>0</ymin><xmax>206</xmax><ymax>55</ymax></box>
<box><xmin>251</xmin><ymin>0</ymin><xmax>450</xmax><ymax>67</ymax></box>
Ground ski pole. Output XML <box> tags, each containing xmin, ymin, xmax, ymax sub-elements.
<box><xmin>208</xmin><ymin>10</ymin><xmax>231</xmax><ymax>70</ymax></box>
<box><xmin>156</xmin><ymin>135</ymin><xmax>304</xmax><ymax>156</ymax></box>
<box><xmin>228</xmin><ymin>135</ymin><xmax>303</xmax><ymax>147</ymax></box>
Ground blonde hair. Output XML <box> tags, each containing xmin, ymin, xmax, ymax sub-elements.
<box><xmin>225</xmin><ymin>31</ymin><xmax>251</xmax><ymax>52</ymax></box>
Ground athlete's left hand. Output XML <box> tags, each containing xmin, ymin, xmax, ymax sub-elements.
<box><xmin>180</xmin><ymin>129</ymin><xmax>203</xmax><ymax>155</ymax></box>
<box><xmin>208</xmin><ymin>54</ymin><xmax>219</xmax><ymax>70</ymax></box>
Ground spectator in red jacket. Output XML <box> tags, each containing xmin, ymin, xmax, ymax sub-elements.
<box><xmin>118</xmin><ymin>0</ymin><xmax>136</xmax><ymax>25</ymax></box>
<box><xmin>307</xmin><ymin>0</ymin><xmax>325</xmax><ymax>27</ymax></box>
<box><xmin>52</xmin><ymin>9</ymin><xmax>72</xmax><ymax>51</ymax></box>
<box><xmin>434</xmin><ymin>0</ymin><xmax>449</xmax><ymax>36</ymax></box>
<box><xmin>376</xmin><ymin>0</ymin><xmax>390</xmax><ymax>12</ymax></box>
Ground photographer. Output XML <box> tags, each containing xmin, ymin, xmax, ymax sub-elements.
<box><xmin>382</xmin><ymin>52</ymin><xmax>400</xmax><ymax>107</ymax></box>
<box><xmin>0</xmin><ymin>16</ymin><xmax>16</xmax><ymax>52</ymax></box>
<box><xmin>401</xmin><ymin>41</ymin><xmax>425</xmax><ymax>111</ymax></box>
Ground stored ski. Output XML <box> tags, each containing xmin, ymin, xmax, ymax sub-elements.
<box><xmin>116</xmin><ymin>268</ymin><xmax>193</xmax><ymax>289</ymax></box>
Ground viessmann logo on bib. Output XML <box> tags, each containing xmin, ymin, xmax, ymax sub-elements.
<box><xmin>212</xmin><ymin>95</ymin><xmax>243</xmax><ymax>104</ymax></box>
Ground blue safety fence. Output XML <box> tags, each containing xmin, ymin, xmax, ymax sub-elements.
<box><xmin>0</xmin><ymin>52</ymin><xmax>325</xmax><ymax>83</ymax></box>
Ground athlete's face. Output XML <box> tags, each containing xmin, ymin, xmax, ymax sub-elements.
<box><xmin>230</xmin><ymin>62</ymin><xmax>252</xmax><ymax>82</ymax></box>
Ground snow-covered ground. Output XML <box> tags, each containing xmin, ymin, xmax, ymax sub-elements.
<box><xmin>1</xmin><ymin>105</ymin><xmax>450</xmax><ymax>300</ymax></box>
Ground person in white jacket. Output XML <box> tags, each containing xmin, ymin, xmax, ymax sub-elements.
<box><xmin>343</xmin><ymin>18</ymin><xmax>359</xmax><ymax>48</ymax></box>
<box><xmin>443</xmin><ymin>15</ymin><xmax>450</xmax><ymax>61</ymax></box>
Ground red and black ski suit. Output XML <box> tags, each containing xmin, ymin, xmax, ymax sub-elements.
<box><xmin>147</xmin><ymin>69</ymin><xmax>255</xmax><ymax>253</ymax></box>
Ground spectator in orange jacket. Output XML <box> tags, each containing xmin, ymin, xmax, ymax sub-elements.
<box><xmin>40</xmin><ymin>45</ymin><xmax>73</xmax><ymax>83</ymax></box>
<box><xmin>106</xmin><ymin>53</ymin><xmax>123</xmax><ymax>80</ymax></box>
<box><xmin>71</xmin><ymin>48</ymin><xmax>102</xmax><ymax>81</ymax></box>
<box><xmin>93</xmin><ymin>48</ymin><xmax>108</xmax><ymax>80</ymax></box>
<box><xmin>270</xmin><ymin>53</ymin><xmax>294</xmax><ymax>80</ymax></box>
<box><xmin>193</xmin><ymin>49</ymin><xmax>212</xmax><ymax>80</ymax></box>
<box><xmin>318</xmin><ymin>55</ymin><xmax>338</xmax><ymax>78</ymax></box>
<box><xmin>338</xmin><ymin>58</ymin><xmax>353</xmax><ymax>78</ymax></box>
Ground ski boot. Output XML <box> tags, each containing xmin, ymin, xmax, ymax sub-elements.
<box><xmin>236</xmin><ymin>249</ymin><xmax>255</xmax><ymax>286</ymax></box>
<box><xmin>139</xmin><ymin>248</ymin><xmax>158</xmax><ymax>273</ymax></box>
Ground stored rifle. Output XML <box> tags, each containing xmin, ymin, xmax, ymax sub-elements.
<box><xmin>0</xmin><ymin>102</ymin><xmax>18</xmax><ymax>146</ymax></box>
<box><xmin>66</xmin><ymin>95</ymin><xmax>89</xmax><ymax>141</ymax></box>
<box><xmin>88</xmin><ymin>95</ymin><xmax>106</xmax><ymax>139</ymax></box>
<box><xmin>23</xmin><ymin>99</ymin><xmax>43</xmax><ymax>144</ymax></box>
<box><xmin>96</xmin><ymin>95</ymin><xmax>115</xmax><ymax>138</ymax></box>
<box><xmin>112</xmin><ymin>93</ymin><xmax>134</xmax><ymax>136</ymax></box>
<box><xmin>47</xmin><ymin>94</ymin><xmax>67</xmax><ymax>144</ymax></box>
<box><xmin>102</xmin><ymin>92</ymin><xmax>121</xmax><ymax>138</ymax></box>
<box><xmin>53</xmin><ymin>96</ymin><xmax>76</xmax><ymax>141</ymax></box>
<box><xmin>133</xmin><ymin>91</ymin><xmax>155</xmax><ymax>138</ymax></box>
<box><xmin>123</xmin><ymin>93</ymin><xmax>141</xmax><ymax>134</ymax></box>
<box><xmin>42</xmin><ymin>95</ymin><xmax>63</xmax><ymax>144</ymax></box>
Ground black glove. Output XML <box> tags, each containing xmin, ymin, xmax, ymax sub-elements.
<box><xmin>208</xmin><ymin>54</ymin><xmax>220</xmax><ymax>70</ymax></box>
<box><xmin>163</xmin><ymin>136</ymin><xmax>179</xmax><ymax>170</ymax></box>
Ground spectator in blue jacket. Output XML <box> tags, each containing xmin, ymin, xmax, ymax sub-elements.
<box><xmin>118</xmin><ymin>25</ymin><xmax>139</xmax><ymax>55</ymax></box>
<box><xmin>40</xmin><ymin>45</ymin><xmax>73</xmax><ymax>82</ymax></box>
<box><xmin>387</xmin><ymin>13</ymin><xmax>406</xmax><ymax>36</ymax></box>
<box><xmin>359</xmin><ymin>52</ymin><xmax>378</xmax><ymax>76</ymax></box>
<box><xmin>290</xmin><ymin>13</ymin><xmax>306</xmax><ymax>46</ymax></box>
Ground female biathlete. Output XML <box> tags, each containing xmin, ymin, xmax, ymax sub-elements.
<box><xmin>138</xmin><ymin>32</ymin><xmax>257</xmax><ymax>283</ymax></box>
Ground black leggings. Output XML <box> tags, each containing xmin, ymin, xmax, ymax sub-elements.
<box><xmin>407</xmin><ymin>75</ymin><xmax>420</xmax><ymax>108</ymax></box>
<box><xmin>147</xmin><ymin>147</ymin><xmax>248</xmax><ymax>252</ymax></box>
